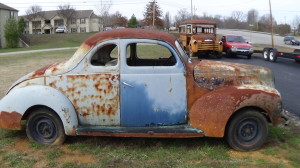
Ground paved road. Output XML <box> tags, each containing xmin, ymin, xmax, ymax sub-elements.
<box><xmin>217</xmin><ymin>29</ymin><xmax>300</xmax><ymax>49</ymax></box>
<box><xmin>219</xmin><ymin>53</ymin><xmax>300</xmax><ymax>117</ymax></box>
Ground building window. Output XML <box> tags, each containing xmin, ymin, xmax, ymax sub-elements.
<box><xmin>25</xmin><ymin>21</ymin><xmax>29</xmax><ymax>28</ymax></box>
<box><xmin>80</xmin><ymin>27</ymin><xmax>86</xmax><ymax>33</ymax></box>
<box><xmin>80</xmin><ymin>18</ymin><xmax>86</xmax><ymax>24</ymax></box>
<box><xmin>71</xmin><ymin>28</ymin><xmax>77</xmax><ymax>33</ymax></box>
<box><xmin>54</xmin><ymin>19</ymin><xmax>64</xmax><ymax>27</ymax></box>
<box><xmin>71</xmin><ymin>19</ymin><xmax>76</xmax><ymax>24</ymax></box>
<box><xmin>10</xmin><ymin>11</ymin><xmax>14</xmax><ymax>18</ymax></box>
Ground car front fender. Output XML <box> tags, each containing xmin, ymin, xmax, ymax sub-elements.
<box><xmin>0</xmin><ymin>85</ymin><xmax>78</xmax><ymax>135</ymax></box>
<box><xmin>189</xmin><ymin>85</ymin><xmax>282</xmax><ymax>137</ymax></box>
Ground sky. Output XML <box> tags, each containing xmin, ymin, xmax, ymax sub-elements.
<box><xmin>2</xmin><ymin>0</ymin><xmax>300</xmax><ymax>25</ymax></box>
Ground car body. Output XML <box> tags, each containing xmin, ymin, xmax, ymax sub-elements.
<box><xmin>283</xmin><ymin>36</ymin><xmax>300</xmax><ymax>46</ymax></box>
<box><xmin>221</xmin><ymin>35</ymin><xmax>253</xmax><ymax>59</ymax></box>
<box><xmin>55</xmin><ymin>27</ymin><xmax>67</xmax><ymax>33</ymax></box>
<box><xmin>0</xmin><ymin>29</ymin><xmax>282</xmax><ymax>151</ymax></box>
<box><xmin>178</xmin><ymin>19</ymin><xmax>223</xmax><ymax>59</ymax></box>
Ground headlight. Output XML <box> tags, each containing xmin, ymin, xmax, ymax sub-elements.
<box><xmin>231</xmin><ymin>46</ymin><xmax>237</xmax><ymax>52</ymax></box>
<box><xmin>249</xmin><ymin>48</ymin><xmax>253</xmax><ymax>52</ymax></box>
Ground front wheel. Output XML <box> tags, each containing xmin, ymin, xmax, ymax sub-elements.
<box><xmin>226</xmin><ymin>110</ymin><xmax>268</xmax><ymax>151</ymax></box>
<box><xmin>26</xmin><ymin>108</ymin><xmax>66</xmax><ymax>145</ymax></box>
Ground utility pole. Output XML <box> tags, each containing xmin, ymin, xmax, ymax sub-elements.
<box><xmin>152</xmin><ymin>0</ymin><xmax>156</xmax><ymax>29</ymax></box>
<box><xmin>269</xmin><ymin>0</ymin><xmax>274</xmax><ymax>48</ymax></box>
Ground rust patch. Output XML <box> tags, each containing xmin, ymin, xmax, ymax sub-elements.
<box><xmin>47</xmin><ymin>73</ymin><xmax>120</xmax><ymax>126</ymax></box>
<box><xmin>0</xmin><ymin>111</ymin><xmax>22</xmax><ymax>130</ymax></box>
<box><xmin>30</xmin><ymin>64</ymin><xmax>53</xmax><ymax>78</ymax></box>
<box><xmin>83</xmin><ymin>28</ymin><xmax>177</xmax><ymax>49</ymax></box>
<box><xmin>189</xmin><ymin>86</ymin><xmax>281</xmax><ymax>137</ymax></box>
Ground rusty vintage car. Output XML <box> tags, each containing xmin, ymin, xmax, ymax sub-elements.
<box><xmin>0</xmin><ymin>29</ymin><xmax>282</xmax><ymax>151</ymax></box>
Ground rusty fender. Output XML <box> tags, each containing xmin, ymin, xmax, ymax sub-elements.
<box><xmin>189</xmin><ymin>85</ymin><xmax>282</xmax><ymax>137</ymax></box>
<box><xmin>0</xmin><ymin>85</ymin><xmax>78</xmax><ymax>135</ymax></box>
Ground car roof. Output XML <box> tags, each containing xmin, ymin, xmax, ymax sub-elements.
<box><xmin>83</xmin><ymin>28</ymin><xmax>177</xmax><ymax>48</ymax></box>
<box><xmin>179</xmin><ymin>19</ymin><xmax>216</xmax><ymax>25</ymax></box>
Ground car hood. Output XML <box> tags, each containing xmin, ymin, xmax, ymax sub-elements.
<box><xmin>226</xmin><ymin>42</ymin><xmax>252</xmax><ymax>48</ymax></box>
<box><xmin>192</xmin><ymin>60</ymin><xmax>274</xmax><ymax>91</ymax></box>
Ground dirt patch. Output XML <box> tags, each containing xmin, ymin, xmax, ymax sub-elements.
<box><xmin>58</xmin><ymin>146</ymin><xmax>95</xmax><ymax>164</ymax></box>
<box><xmin>228</xmin><ymin>148</ymin><xmax>291</xmax><ymax>167</ymax></box>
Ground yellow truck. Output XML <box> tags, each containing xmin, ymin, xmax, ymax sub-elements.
<box><xmin>179</xmin><ymin>19</ymin><xmax>223</xmax><ymax>59</ymax></box>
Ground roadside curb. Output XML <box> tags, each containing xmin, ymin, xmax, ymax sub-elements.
<box><xmin>0</xmin><ymin>47</ymin><xmax>79</xmax><ymax>56</ymax></box>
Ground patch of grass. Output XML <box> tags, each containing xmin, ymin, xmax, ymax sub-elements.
<box><xmin>3</xmin><ymin>152</ymin><xmax>36</xmax><ymax>168</ymax></box>
<box><xmin>28</xmin><ymin>141</ymin><xmax>46</xmax><ymax>150</ymax></box>
<box><xmin>62</xmin><ymin>162</ymin><xmax>78</xmax><ymax>168</ymax></box>
<box><xmin>256</xmin><ymin>158</ymin><xmax>269</xmax><ymax>165</ymax></box>
<box><xmin>263</xmin><ymin>148</ymin><xmax>279</xmax><ymax>155</ymax></box>
<box><xmin>47</xmin><ymin>160</ymin><xmax>58</xmax><ymax>167</ymax></box>
<box><xmin>46</xmin><ymin>150</ymin><xmax>62</xmax><ymax>160</ymax></box>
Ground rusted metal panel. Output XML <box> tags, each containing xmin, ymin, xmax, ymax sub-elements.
<box><xmin>47</xmin><ymin>73</ymin><xmax>120</xmax><ymax>126</ymax></box>
<box><xmin>0</xmin><ymin>111</ymin><xmax>22</xmax><ymax>130</ymax></box>
<box><xmin>189</xmin><ymin>85</ymin><xmax>281</xmax><ymax>137</ymax></box>
<box><xmin>193</xmin><ymin>60</ymin><xmax>275</xmax><ymax>91</ymax></box>
<box><xmin>179</xmin><ymin>19</ymin><xmax>217</xmax><ymax>25</ymax></box>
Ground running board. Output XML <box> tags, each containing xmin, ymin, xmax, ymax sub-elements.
<box><xmin>76</xmin><ymin>125</ymin><xmax>204</xmax><ymax>138</ymax></box>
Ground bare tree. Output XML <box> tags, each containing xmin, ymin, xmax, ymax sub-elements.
<box><xmin>164</xmin><ymin>12</ymin><xmax>171</xmax><ymax>31</ymax></box>
<box><xmin>231</xmin><ymin>11</ymin><xmax>245</xmax><ymax>23</ymax></box>
<box><xmin>57</xmin><ymin>4</ymin><xmax>76</xmax><ymax>31</ymax></box>
<box><xmin>141</xmin><ymin>0</ymin><xmax>164</xmax><ymax>29</ymax></box>
<box><xmin>96</xmin><ymin>0</ymin><xmax>113</xmax><ymax>30</ymax></box>
<box><xmin>25</xmin><ymin>5</ymin><xmax>43</xmax><ymax>21</ymax></box>
<box><xmin>174</xmin><ymin>8</ymin><xmax>191</xmax><ymax>27</ymax></box>
<box><xmin>108</xmin><ymin>11</ymin><xmax>128</xmax><ymax>27</ymax></box>
<box><xmin>292</xmin><ymin>15</ymin><xmax>300</xmax><ymax>35</ymax></box>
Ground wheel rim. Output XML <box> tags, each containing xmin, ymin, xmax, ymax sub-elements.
<box><xmin>33</xmin><ymin>117</ymin><xmax>57</xmax><ymax>141</ymax></box>
<box><xmin>237</xmin><ymin>119</ymin><xmax>258</xmax><ymax>142</ymax></box>
<box><xmin>270</xmin><ymin>52</ymin><xmax>274</xmax><ymax>60</ymax></box>
<box><xmin>263</xmin><ymin>51</ymin><xmax>268</xmax><ymax>59</ymax></box>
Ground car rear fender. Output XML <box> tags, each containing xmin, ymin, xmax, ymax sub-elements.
<box><xmin>0</xmin><ymin>85</ymin><xmax>78</xmax><ymax>135</ymax></box>
<box><xmin>189</xmin><ymin>85</ymin><xmax>281</xmax><ymax>137</ymax></box>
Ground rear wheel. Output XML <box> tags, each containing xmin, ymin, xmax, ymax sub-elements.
<box><xmin>263</xmin><ymin>49</ymin><xmax>269</xmax><ymax>61</ymax></box>
<box><xmin>26</xmin><ymin>108</ymin><xmax>66</xmax><ymax>145</ymax></box>
<box><xmin>269</xmin><ymin>49</ymin><xmax>278</xmax><ymax>62</ymax></box>
<box><xmin>226</xmin><ymin>110</ymin><xmax>268</xmax><ymax>151</ymax></box>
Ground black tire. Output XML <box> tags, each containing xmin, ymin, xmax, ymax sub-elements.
<box><xmin>215</xmin><ymin>51</ymin><xmax>222</xmax><ymax>59</ymax></box>
<box><xmin>226</xmin><ymin>49</ymin><xmax>233</xmax><ymax>57</ymax></box>
<box><xmin>226</xmin><ymin>110</ymin><xmax>268</xmax><ymax>151</ymax></box>
<box><xmin>263</xmin><ymin>49</ymin><xmax>269</xmax><ymax>61</ymax></box>
<box><xmin>269</xmin><ymin>49</ymin><xmax>278</xmax><ymax>62</ymax></box>
<box><xmin>26</xmin><ymin>108</ymin><xmax>66</xmax><ymax>145</ymax></box>
<box><xmin>247</xmin><ymin>54</ymin><xmax>252</xmax><ymax>59</ymax></box>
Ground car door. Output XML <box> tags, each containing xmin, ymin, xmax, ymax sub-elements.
<box><xmin>120</xmin><ymin>39</ymin><xmax>187</xmax><ymax>127</ymax></box>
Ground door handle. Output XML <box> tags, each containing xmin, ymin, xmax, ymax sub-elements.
<box><xmin>122</xmin><ymin>81</ymin><xmax>134</xmax><ymax>88</ymax></box>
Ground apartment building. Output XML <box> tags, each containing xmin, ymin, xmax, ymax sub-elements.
<box><xmin>23</xmin><ymin>10</ymin><xmax>101</xmax><ymax>34</ymax></box>
<box><xmin>0</xmin><ymin>3</ymin><xmax>18</xmax><ymax>48</ymax></box>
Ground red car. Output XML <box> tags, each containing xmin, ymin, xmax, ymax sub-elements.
<box><xmin>221</xmin><ymin>35</ymin><xmax>253</xmax><ymax>59</ymax></box>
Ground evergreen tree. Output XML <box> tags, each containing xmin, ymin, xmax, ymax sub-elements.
<box><xmin>4</xmin><ymin>19</ymin><xmax>19</xmax><ymax>48</ymax></box>
<box><xmin>128</xmin><ymin>14</ymin><xmax>138</xmax><ymax>28</ymax></box>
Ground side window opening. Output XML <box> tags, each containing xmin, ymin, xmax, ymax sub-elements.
<box><xmin>91</xmin><ymin>44</ymin><xmax>118</xmax><ymax>66</ymax></box>
<box><xmin>126</xmin><ymin>43</ymin><xmax>176</xmax><ymax>66</ymax></box>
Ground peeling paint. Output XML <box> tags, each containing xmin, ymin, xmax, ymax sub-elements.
<box><xmin>0</xmin><ymin>111</ymin><xmax>22</xmax><ymax>130</ymax></box>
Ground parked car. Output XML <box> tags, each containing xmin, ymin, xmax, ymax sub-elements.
<box><xmin>0</xmin><ymin>29</ymin><xmax>282</xmax><ymax>151</ymax></box>
<box><xmin>283</xmin><ymin>36</ymin><xmax>300</xmax><ymax>45</ymax></box>
<box><xmin>221</xmin><ymin>35</ymin><xmax>253</xmax><ymax>59</ymax></box>
<box><xmin>104</xmin><ymin>27</ymin><xmax>112</xmax><ymax>31</ymax></box>
<box><xmin>55</xmin><ymin>27</ymin><xmax>67</xmax><ymax>33</ymax></box>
